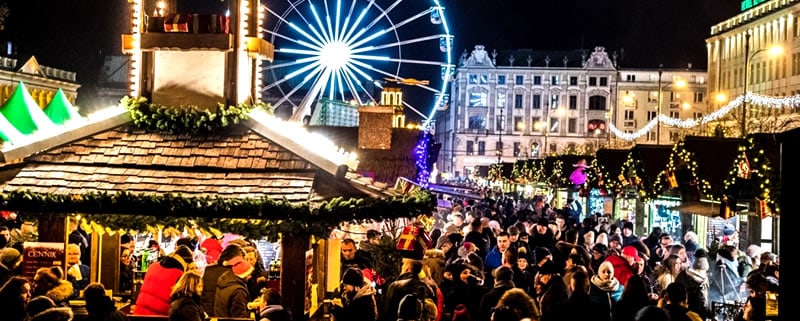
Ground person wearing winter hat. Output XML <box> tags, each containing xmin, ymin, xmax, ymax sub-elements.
<box><xmin>608</xmin><ymin>233</ymin><xmax>623</xmax><ymax>253</ymax></box>
<box><xmin>331</xmin><ymin>268</ymin><xmax>378</xmax><ymax>321</ymax></box>
<box><xmin>590</xmin><ymin>243</ymin><xmax>609</xmax><ymax>275</ymax></box>
<box><xmin>214</xmin><ymin>256</ymin><xmax>253</xmax><ymax>318</ymax></box>
<box><xmin>621</xmin><ymin>221</ymin><xmax>638</xmax><ymax>246</ymax></box>
<box><xmin>675</xmin><ymin>247</ymin><xmax>711</xmax><ymax>319</ymax></box>
<box><xmin>0</xmin><ymin>247</ymin><xmax>22</xmax><ymax>286</ymax></box>
<box><xmin>135</xmin><ymin>245</ymin><xmax>196</xmax><ymax>316</ymax></box>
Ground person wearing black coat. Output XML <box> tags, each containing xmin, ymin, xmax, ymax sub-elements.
<box><xmin>200</xmin><ymin>244</ymin><xmax>244</xmax><ymax>315</ymax></box>
<box><xmin>478</xmin><ymin>266</ymin><xmax>515</xmax><ymax>321</ymax></box>
<box><xmin>331</xmin><ymin>268</ymin><xmax>377</xmax><ymax>321</ymax></box>
<box><xmin>83</xmin><ymin>283</ymin><xmax>130</xmax><ymax>321</ymax></box>
<box><xmin>384</xmin><ymin>260</ymin><xmax>437</xmax><ymax>321</ymax></box>
<box><xmin>549</xmin><ymin>270</ymin><xmax>610</xmax><ymax>321</ymax></box>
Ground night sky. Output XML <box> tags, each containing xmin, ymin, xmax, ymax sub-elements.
<box><xmin>0</xmin><ymin>0</ymin><xmax>742</xmax><ymax>108</ymax></box>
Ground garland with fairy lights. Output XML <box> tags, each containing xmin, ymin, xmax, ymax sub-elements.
<box><xmin>123</xmin><ymin>96</ymin><xmax>270</xmax><ymax>134</ymax></box>
<box><xmin>549</xmin><ymin>159</ymin><xmax>565</xmax><ymax>186</ymax></box>
<box><xmin>585</xmin><ymin>158</ymin><xmax>606</xmax><ymax>190</ymax></box>
<box><xmin>656</xmin><ymin>140</ymin><xmax>714</xmax><ymax>200</ymax></box>
<box><xmin>3</xmin><ymin>190</ymin><xmax>436</xmax><ymax>240</ymax></box>
<box><xmin>722</xmin><ymin>137</ymin><xmax>780</xmax><ymax>215</ymax></box>
<box><xmin>488</xmin><ymin>163</ymin><xmax>504</xmax><ymax>182</ymax></box>
<box><xmin>617</xmin><ymin>151</ymin><xmax>655</xmax><ymax>199</ymax></box>
<box><xmin>511</xmin><ymin>160</ymin><xmax>546</xmax><ymax>184</ymax></box>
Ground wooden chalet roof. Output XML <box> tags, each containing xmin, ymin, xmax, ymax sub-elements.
<box><xmin>595</xmin><ymin>148</ymin><xmax>629</xmax><ymax>174</ymax></box>
<box><xmin>628</xmin><ymin>144</ymin><xmax>672</xmax><ymax>184</ymax></box>
<box><xmin>681</xmin><ymin>136</ymin><xmax>744</xmax><ymax>193</ymax></box>
<box><xmin>0</xmin><ymin>122</ymin><xmax>397</xmax><ymax>202</ymax></box>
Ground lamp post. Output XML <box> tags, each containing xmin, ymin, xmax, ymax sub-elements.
<box><xmin>656</xmin><ymin>69</ymin><xmax>687</xmax><ymax>145</ymax></box>
<box><xmin>741</xmin><ymin>33</ymin><xmax>783</xmax><ymax>137</ymax></box>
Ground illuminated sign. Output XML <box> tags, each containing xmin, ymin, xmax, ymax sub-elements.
<box><xmin>741</xmin><ymin>0</ymin><xmax>768</xmax><ymax>11</ymax></box>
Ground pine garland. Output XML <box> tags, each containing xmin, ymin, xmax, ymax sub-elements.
<box><xmin>2</xmin><ymin>190</ymin><xmax>436</xmax><ymax>240</ymax></box>
<box><xmin>122</xmin><ymin>96</ymin><xmax>270</xmax><ymax>134</ymax></box>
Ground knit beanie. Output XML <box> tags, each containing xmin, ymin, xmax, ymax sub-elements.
<box><xmin>227</xmin><ymin>256</ymin><xmax>254</xmax><ymax>278</ymax></box>
<box><xmin>533</xmin><ymin>246</ymin><xmax>551</xmax><ymax>263</ymax></box>
<box><xmin>342</xmin><ymin>268</ymin><xmax>364</xmax><ymax>286</ymax></box>
<box><xmin>0</xmin><ymin>248</ymin><xmax>21</xmax><ymax>266</ymax></box>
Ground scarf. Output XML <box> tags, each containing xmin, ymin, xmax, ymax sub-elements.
<box><xmin>591</xmin><ymin>274</ymin><xmax>620</xmax><ymax>292</ymax></box>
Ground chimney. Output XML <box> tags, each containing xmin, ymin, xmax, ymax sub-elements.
<box><xmin>358</xmin><ymin>106</ymin><xmax>393</xmax><ymax>150</ymax></box>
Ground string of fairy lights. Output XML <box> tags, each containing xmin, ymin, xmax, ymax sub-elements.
<box><xmin>608</xmin><ymin>92</ymin><xmax>799</xmax><ymax>141</ymax></box>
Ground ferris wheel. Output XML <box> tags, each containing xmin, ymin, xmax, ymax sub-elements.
<box><xmin>263</xmin><ymin>0</ymin><xmax>454</xmax><ymax>127</ymax></box>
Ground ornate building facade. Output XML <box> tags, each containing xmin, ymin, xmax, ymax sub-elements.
<box><xmin>0</xmin><ymin>55</ymin><xmax>79</xmax><ymax>107</ymax></box>
<box><xmin>435</xmin><ymin>45</ymin><xmax>617</xmax><ymax>178</ymax></box>
<box><xmin>434</xmin><ymin>45</ymin><xmax>711</xmax><ymax>178</ymax></box>
<box><xmin>706</xmin><ymin>0</ymin><xmax>800</xmax><ymax>135</ymax></box>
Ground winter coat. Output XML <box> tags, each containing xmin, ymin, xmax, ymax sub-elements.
<box><xmin>169</xmin><ymin>294</ymin><xmax>206</xmax><ymax>321</ymax></box>
<box><xmin>550</xmin><ymin>291</ymin><xmax>610</xmax><ymax>321</ymax></box>
<box><xmin>709</xmin><ymin>256</ymin><xmax>744</xmax><ymax>304</ymax></box>
<box><xmin>663</xmin><ymin>303</ymin><xmax>704</xmax><ymax>321</ymax></box>
<box><xmin>423</xmin><ymin>250</ymin><xmax>446</xmax><ymax>285</ymax></box>
<box><xmin>604</xmin><ymin>254</ymin><xmax>635</xmax><ymax>288</ymax></box>
<box><xmin>478</xmin><ymin>281</ymin><xmax>515</xmax><ymax>321</ymax></box>
<box><xmin>200</xmin><ymin>264</ymin><xmax>232</xmax><ymax>315</ymax></box>
<box><xmin>85</xmin><ymin>295</ymin><xmax>130</xmax><ymax>321</ymax></box>
<box><xmin>676</xmin><ymin>268</ymin><xmax>711</xmax><ymax>319</ymax></box>
<box><xmin>135</xmin><ymin>259</ymin><xmax>185</xmax><ymax>315</ymax></box>
<box><xmin>27</xmin><ymin>307</ymin><xmax>74</xmax><ymax>321</ymax></box>
<box><xmin>43</xmin><ymin>280</ymin><xmax>75</xmax><ymax>307</ymax></box>
<box><xmin>384</xmin><ymin>272</ymin><xmax>437</xmax><ymax>321</ymax></box>
<box><xmin>589</xmin><ymin>274</ymin><xmax>624</xmax><ymax>320</ymax></box>
<box><xmin>331</xmin><ymin>282</ymin><xmax>378</xmax><ymax>321</ymax></box>
<box><xmin>260</xmin><ymin>304</ymin><xmax>293</xmax><ymax>321</ymax></box>
<box><xmin>213</xmin><ymin>270</ymin><xmax>250</xmax><ymax>318</ymax></box>
<box><xmin>67</xmin><ymin>263</ymin><xmax>91</xmax><ymax>298</ymax></box>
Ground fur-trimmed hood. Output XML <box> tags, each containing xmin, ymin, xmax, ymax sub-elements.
<box><xmin>28</xmin><ymin>307</ymin><xmax>74</xmax><ymax>321</ymax></box>
<box><xmin>46</xmin><ymin>280</ymin><xmax>75</xmax><ymax>304</ymax></box>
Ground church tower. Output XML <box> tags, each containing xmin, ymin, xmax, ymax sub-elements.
<box><xmin>380</xmin><ymin>86</ymin><xmax>405</xmax><ymax>128</ymax></box>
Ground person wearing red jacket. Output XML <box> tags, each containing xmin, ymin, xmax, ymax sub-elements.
<box><xmin>134</xmin><ymin>245</ymin><xmax>196</xmax><ymax>316</ymax></box>
<box><xmin>603</xmin><ymin>245</ymin><xmax>640</xmax><ymax>288</ymax></box>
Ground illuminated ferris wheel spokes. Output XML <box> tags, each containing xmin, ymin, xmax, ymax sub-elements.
<box><xmin>264</xmin><ymin>0</ymin><xmax>453</xmax><ymax>124</ymax></box>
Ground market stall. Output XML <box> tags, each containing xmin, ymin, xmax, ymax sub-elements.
<box><xmin>590</xmin><ymin>148</ymin><xmax>630</xmax><ymax>217</ymax></box>
<box><xmin>616</xmin><ymin>144</ymin><xmax>673</xmax><ymax>235</ymax></box>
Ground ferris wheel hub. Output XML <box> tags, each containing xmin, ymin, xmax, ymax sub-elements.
<box><xmin>320</xmin><ymin>41</ymin><xmax>352</xmax><ymax>70</ymax></box>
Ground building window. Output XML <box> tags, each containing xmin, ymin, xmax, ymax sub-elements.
<box><xmin>551</xmin><ymin>76</ymin><xmax>559</xmax><ymax>85</ymax></box>
<box><xmin>468</xmin><ymin>92</ymin><xmax>487</xmax><ymax>107</ymax></box>
<box><xmin>670</xmin><ymin>111</ymin><xmax>679</xmax><ymax>119</ymax></box>
<box><xmin>515</xmin><ymin>75</ymin><xmax>524</xmax><ymax>85</ymax></box>
<box><xmin>693</xmin><ymin>112</ymin><xmax>702</xmax><ymax>119</ymax></box>
<box><xmin>569</xmin><ymin>95</ymin><xmax>578</xmax><ymax>109</ymax></box>
<box><xmin>647</xmin><ymin>111</ymin><xmax>657</xmax><ymax>121</ymax></box>
<box><xmin>532</xmin><ymin>95</ymin><xmax>541</xmax><ymax>109</ymax></box>
<box><xmin>466</xmin><ymin>141</ymin><xmax>474</xmax><ymax>155</ymax></box>
<box><xmin>568</xmin><ymin>118</ymin><xmax>577</xmax><ymax>133</ymax></box>
<box><xmin>624</xmin><ymin>110</ymin><xmax>635</xmax><ymax>120</ymax></box>
<box><xmin>513</xmin><ymin>142</ymin><xmax>521</xmax><ymax>157</ymax></box>
<box><xmin>533</xmin><ymin>76</ymin><xmax>541</xmax><ymax>85</ymax></box>
<box><xmin>514</xmin><ymin>94</ymin><xmax>523</xmax><ymax>108</ymax></box>
<box><xmin>669</xmin><ymin>131</ymin><xmax>679</xmax><ymax>142</ymax></box>
<box><xmin>599</xmin><ymin>77</ymin><xmax>608</xmax><ymax>86</ymax></box>
<box><xmin>550</xmin><ymin>94</ymin><xmax>559</xmax><ymax>108</ymax></box>
<box><xmin>468</xmin><ymin>74</ymin><xmax>478</xmax><ymax>84</ymax></box>
<box><xmin>569</xmin><ymin>76</ymin><xmax>578</xmax><ymax>85</ymax></box>
<box><xmin>647</xmin><ymin>131</ymin><xmax>657</xmax><ymax>141</ymax></box>
<box><xmin>497</xmin><ymin>93</ymin><xmax>506</xmax><ymax>108</ymax></box>
<box><xmin>496</xmin><ymin>113</ymin><xmax>505</xmax><ymax>131</ymax></box>
<box><xmin>480</xmin><ymin>75</ymin><xmax>488</xmax><ymax>84</ymax></box>
<box><xmin>497</xmin><ymin>75</ymin><xmax>506</xmax><ymax>85</ymax></box>
<box><xmin>588</xmin><ymin>95</ymin><xmax>606</xmax><ymax>110</ymax></box>
<box><xmin>478</xmin><ymin>141</ymin><xmax>486</xmax><ymax>155</ymax></box>
<box><xmin>549</xmin><ymin>117</ymin><xmax>558</xmax><ymax>133</ymax></box>
<box><xmin>496</xmin><ymin>141</ymin><xmax>503</xmax><ymax>154</ymax></box>
<box><xmin>468</xmin><ymin>115</ymin><xmax>485</xmax><ymax>129</ymax></box>
<box><xmin>694</xmin><ymin>92</ymin><xmax>704</xmax><ymax>103</ymax></box>
<box><xmin>531</xmin><ymin>116</ymin><xmax>541</xmax><ymax>131</ymax></box>
<box><xmin>589</xmin><ymin>77</ymin><xmax>597</xmax><ymax>86</ymax></box>
<box><xmin>514</xmin><ymin>116</ymin><xmax>523</xmax><ymax>131</ymax></box>
<box><xmin>626</xmin><ymin>74</ymin><xmax>636</xmax><ymax>82</ymax></box>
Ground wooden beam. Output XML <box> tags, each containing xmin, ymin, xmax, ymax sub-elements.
<box><xmin>281</xmin><ymin>234</ymin><xmax>309</xmax><ymax>321</ymax></box>
<box><xmin>139</xmin><ymin>33</ymin><xmax>233</xmax><ymax>51</ymax></box>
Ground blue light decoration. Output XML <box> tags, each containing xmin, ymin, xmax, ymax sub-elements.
<box><xmin>588</xmin><ymin>188</ymin><xmax>605</xmax><ymax>216</ymax></box>
<box><xmin>415</xmin><ymin>131</ymin><xmax>433</xmax><ymax>187</ymax></box>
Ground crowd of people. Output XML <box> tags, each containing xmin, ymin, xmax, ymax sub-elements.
<box><xmin>330</xmin><ymin>193</ymin><xmax>780</xmax><ymax>321</ymax></box>
<box><xmin>0</xmin><ymin>190</ymin><xmax>783</xmax><ymax>321</ymax></box>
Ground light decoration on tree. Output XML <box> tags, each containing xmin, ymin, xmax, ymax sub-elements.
<box><xmin>414</xmin><ymin>131</ymin><xmax>433</xmax><ymax>187</ymax></box>
<box><xmin>722</xmin><ymin>137</ymin><xmax>779</xmax><ymax>216</ymax></box>
<box><xmin>661</xmin><ymin>140</ymin><xmax>714</xmax><ymax>200</ymax></box>
<box><xmin>590</xmin><ymin>157</ymin><xmax>617</xmax><ymax>192</ymax></box>
<box><xmin>617</xmin><ymin>151</ymin><xmax>660</xmax><ymax>199</ymax></box>
<box><xmin>607</xmin><ymin>93</ymin><xmax>800</xmax><ymax>141</ymax></box>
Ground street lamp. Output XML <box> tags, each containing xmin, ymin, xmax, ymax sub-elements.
<box><xmin>656</xmin><ymin>69</ymin><xmax>686</xmax><ymax>145</ymax></box>
<box><xmin>742</xmin><ymin>32</ymin><xmax>783</xmax><ymax>137</ymax></box>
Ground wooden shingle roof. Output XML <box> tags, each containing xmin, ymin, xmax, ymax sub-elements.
<box><xmin>31</xmin><ymin>124</ymin><xmax>315</xmax><ymax>171</ymax></box>
<box><xmin>3</xmin><ymin>163</ymin><xmax>314</xmax><ymax>201</ymax></box>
